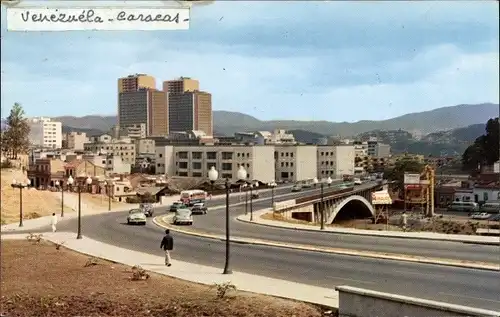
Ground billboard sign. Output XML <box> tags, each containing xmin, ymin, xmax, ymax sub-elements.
<box><xmin>371</xmin><ymin>190</ymin><xmax>393</xmax><ymax>205</ymax></box>
<box><xmin>404</xmin><ymin>173</ymin><xmax>420</xmax><ymax>184</ymax></box>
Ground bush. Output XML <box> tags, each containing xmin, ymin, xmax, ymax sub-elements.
<box><xmin>126</xmin><ymin>196</ymin><xmax>141</xmax><ymax>204</ymax></box>
<box><xmin>26</xmin><ymin>233</ymin><xmax>43</xmax><ymax>244</ymax></box>
<box><xmin>211</xmin><ymin>282</ymin><xmax>237</xmax><ymax>299</ymax></box>
<box><xmin>84</xmin><ymin>257</ymin><xmax>99</xmax><ymax>267</ymax></box>
<box><xmin>131</xmin><ymin>265</ymin><xmax>150</xmax><ymax>280</ymax></box>
<box><xmin>0</xmin><ymin>159</ymin><xmax>12</xmax><ymax>169</ymax></box>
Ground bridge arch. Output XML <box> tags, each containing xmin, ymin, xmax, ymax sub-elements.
<box><xmin>326</xmin><ymin>195</ymin><xmax>375</xmax><ymax>224</ymax></box>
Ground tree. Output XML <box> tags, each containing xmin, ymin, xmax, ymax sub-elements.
<box><xmin>2</xmin><ymin>103</ymin><xmax>30</xmax><ymax>159</ymax></box>
<box><xmin>462</xmin><ymin>117</ymin><xmax>499</xmax><ymax>172</ymax></box>
<box><xmin>384</xmin><ymin>158</ymin><xmax>425</xmax><ymax>196</ymax></box>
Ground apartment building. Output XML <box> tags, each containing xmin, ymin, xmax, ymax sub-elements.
<box><xmin>66</xmin><ymin>132</ymin><xmax>88</xmax><ymax>150</ymax></box>
<box><xmin>317</xmin><ymin>145</ymin><xmax>355</xmax><ymax>178</ymax></box>
<box><xmin>111</xmin><ymin>123</ymin><xmax>147</xmax><ymax>139</ymax></box>
<box><xmin>155</xmin><ymin>145</ymin><xmax>275</xmax><ymax>183</ymax></box>
<box><xmin>118</xmin><ymin>73</ymin><xmax>156</xmax><ymax>94</ymax></box>
<box><xmin>84</xmin><ymin>154</ymin><xmax>131</xmax><ymax>175</ymax></box>
<box><xmin>168</xmin><ymin>91</ymin><xmax>213</xmax><ymax>136</ymax></box>
<box><xmin>367</xmin><ymin>139</ymin><xmax>391</xmax><ymax>158</ymax></box>
<box><xmin>162</xmin><ymin>77</ymin><xmax>199</xmax><ymax>94</ymax></box>
<box><xmin>274</xmin><ymin>145</ymin><xmax>317</xmax><ymax>183</ymax></box>
<box><xmin>88</xmin><ymin>134</ymin><xmax>113</xmax><ymax>144</ymax></box>
<box><xmin>28</xmin><ymin>117</ymin><xmax>62</xmax><ymax>149</ymax></box>
<box><xmin>135</xmin><ymin>138</ymin><xmax>155</xmax><ymax>155</ymax></box>
<box><xmin>83</xmin><ymin>140</ymin><xmax>136</xmax><ymax>165</ymax></box>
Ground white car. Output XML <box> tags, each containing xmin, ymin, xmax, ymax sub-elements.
<box><xmin>470</xmin><ymin>212</ymin><xmax>491</xmax><ymax>220</ymax></box>
<box><xmin>267</xmin><ymin>182</ymin><xmax>277</xmax><ymax>187</ymax></box>
<box><xmin>127</xmin><ymin>209</ymin><xmax>147</xmax><ymax>225</ymax></box>
<box><xmin>173</xmin><ymin>208</ymin><xmax>193</xmax><ymax>225</ymax></box>
<box><xmin>354</xmin><ymin>178</ymin><xmax>362</xmax><ymax>185</ymax></box>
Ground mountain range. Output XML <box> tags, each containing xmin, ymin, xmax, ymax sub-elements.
<box><xmin>53</xmin><ymin>103</ymin><xmax>498</xmax><ymax>137</ymax></box>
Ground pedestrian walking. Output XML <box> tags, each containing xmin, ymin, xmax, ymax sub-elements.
<box><xmin>51</xmin><ymin>213</ymin><xmax>58</xmax><ymax>232</ymax></box>
<box><xmin>401</xmin><ymin>211</ymin><xmax>408</xmax><ymax>232</ymax></box>
<box><xmin>160</xmin><ymin>229</ymin><xmax>174</xmax><ymax>267</ymax></box>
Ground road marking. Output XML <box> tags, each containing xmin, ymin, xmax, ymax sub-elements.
<box><xmin>438</xmin><ymin>292</ymin><xmax>500</xmax><ymax>304</ymax></box>
<box><xmin>326</xmin><ymin>275</ymin><xmax>376</xmax><ymax>285</ymax></box>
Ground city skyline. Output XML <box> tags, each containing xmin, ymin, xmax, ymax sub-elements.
<box><xmin>1</xmin><ymin>1</ymin><xmax>498</xmax><ymax>122</ymax></box>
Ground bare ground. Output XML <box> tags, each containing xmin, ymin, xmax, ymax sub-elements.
<box><xmin>0</xmin><ymin>169</ymin><xmax>73</xmax><ymax>224</ymax></box>
<box><xmin>0</xmin><ymin>240</ymin><xmax>330</xmax><ymax>317</ymax></box>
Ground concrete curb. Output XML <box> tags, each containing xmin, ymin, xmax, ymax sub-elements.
<box><xmin>236</xmin><ymin>210</ymin><xmax>500</xmax><ymax>246</ymax></box>
<box><xmin>153</xmin><ymin>215</ymin><xmax>500</xmax><ymax>272</ymax></box>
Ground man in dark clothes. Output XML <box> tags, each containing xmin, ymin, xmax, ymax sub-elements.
<box><xmin>160</xmin><ymin>229</ymin><xmax>174</xmax><ymax>266</ymax></box>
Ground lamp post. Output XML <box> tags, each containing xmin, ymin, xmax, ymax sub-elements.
<box><xmin>270</xmin><ymin>180</ymin><xmax>275</xmax><ymax>208</ymax></box>
<box><xmin>11</xmin><ymin>178</ymin><xmax>30</xmax><ymax>227</ymax></box>
<box><xmin>68</xmin><ymin>175</ymin><xmax>92</xmax><ymax>239</ymax></box>
<box><xmin>106</xmin><ymin>179</ymin><xmax>114</xmax><ymax>211</ymax></box>
<box><xmin>245</xmin><ymin>186</ymin><xmax>248</xmax><ymax>215</ymax></box>
<box><xmin>208</xmin><ymin>165</ymin><xmax>246</xmax><ymax>275</ymax></box>
<box><xmin>55</xmin><ymin>180</ymin><xmax>64</xmax><ymax>217</ymax></box>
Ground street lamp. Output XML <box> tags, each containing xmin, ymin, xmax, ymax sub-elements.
<box><xmin>55</xmin><ymin>180</ymin><xmax>65</xmax><ymax>217</ymax></box>
<box><xmin>208</xmin><ymin>165</ymin><xmax>247</xmax><ymax>275</ymax></box>
<box><xmin>106</xmin><ymin>179</ymin><xmax>114</xmax><ymax>211</ymax></box>
<box><xmin>11</xmin><ymin>178</ymin><xmax>30</xmax><ymax>227</ymax></box>
<box><xmin>68</xmin><ymin>175</ymin><xmax>92</xmax><ymax>239</ymax></box>
<box><xmin>269</xmin><ymin>180</ymin><xmax>275</xmax><ymax>208</ymax></box>
<box><xmin>250</xmin><ymin>182</ymin><xmax>259</xmax><ymax>221</ymax></box>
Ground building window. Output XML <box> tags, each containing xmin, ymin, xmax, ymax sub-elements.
<box><xmin>178</xmin><ymin>172</ymin><xmax>188</xmax><ymax>177</ymax></box>
<box><xmin>222</xmin><ymin>163</ymin><xmax>232</xmax><ymax>171</ymax></box>
<box><xmin>192</xmin><ymin>162</ymin><xmax>202</xmax><ymax>170</ymax></box>
<box><xmin>281</xmin><ymin>152</ymin><xmax>284</xmax><ymax>157</ymax></box>
<box><xmin>178</xmin><ymin>151</ymin><xmax>188</xmax><ymax>159</ymax></box>
<box><xmin>179</xmin><ymin>162</ymin><xmax>188</xmax><ymax>169</ymax></box>
<box><xmin>192</xmin><ymin>172</ymin><xmax>202</xmax><ymax>177</ymax></box>
<box><xmin>207</xmin><ymin>152</ymin><xmax>217</xmax><ymax>160</ymax></box>
<box><xmin>159</xmin><ymin>153</ymin><xmax>163</xmax><ymax>158</ymax></box>
<box><xmin>221</xmin><ymin>152</ymin><xmax>233</xmax><ymax>160</ymax></box>
<box><xmin>222</xmin><ymin>173</ymin><xmax>232</xmax><ymax>179</ymax></box>
<box><xmin>281</xmin><ymin>162</ymin><xmax>284</xmax><ymax>167</ymax></box>
<box><xmin>290</xmin><ymin>162</ymin><xmax>294</xmax><ymax>167</ymax></box>
<box><xmin>290</xmin><ymin>153</ymin><xmax>294</xmax><ymax>157</ymax></box>
<box><xmin>192</xmin><ymin>152</ymin><xmax>202</xmax><ymax>159</ymax></box>
<box><xmin>281</xmin><ymin>172</ymin><xmax>289</xmax><ymax>178</ymax></box>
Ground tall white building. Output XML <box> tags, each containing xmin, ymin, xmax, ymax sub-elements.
<box><xmin>28</xmin><ymin>117</ymin><xmax>62</xmax><ymax>149</ymax></box>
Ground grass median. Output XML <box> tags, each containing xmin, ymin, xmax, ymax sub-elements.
<box><xmin>1</xmin><ymin>239</ymin><xmax>334</xmax><ymax>317</ymax></box>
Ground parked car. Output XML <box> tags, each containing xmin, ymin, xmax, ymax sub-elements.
<box><xmin>354</xmin><ymin>178</ymin><xmax>362</xmax><ymax>185</ymax></box>
<box><xmin>291</xmin><ymin>184</ymin><xmax>302</xmax><ymax>192</ymax></box>
<box><xmin>479</xmin><ymin>202</ymin><xmax>500</xmax><ymax>213</ymax></box>
<box><xmin>267</xmin><ymin>181</ymin><xmax>277</xmax><ymax>187</ymax></box>
<box><xmin>251</xmin><ymin>191</ymin><xmax>260</xmax><ymax>199</ymax></box>
<box><xmin>470</xmin><ymin>212</ymin><xmax>491</xmax><ymax>220</ymax></box>
<box><xmin>302</xmin><ymin>183</ymin><xmax>312</xmax><ymax>189</ymax></box>
<box><xmin>447</xmin><ymin>201</ymin><xmax>479</xmax><ymax>213</ymax></box>
<box><xmin>190</xmin><ymin>203</ymin><xmax>208</xmax><ymax>215</ymax></box>
<box><xmin>140</xmin><ymin>203</ymin><xmax>154</xmax><ymax>217</ymax></box>
<box><xmin>127</xmin><ymin>209</ymin><xmax>147</xmax><ymax>225</ymax></box>
<box><xmin>170</xmin><ymin>201</ymin><xmax>186</xmax><ymax>212</ymax></box>
<box><xmin>173</xmin><ymin>208</ymin><xmax>193</xmax><ymax>225</ymax></box>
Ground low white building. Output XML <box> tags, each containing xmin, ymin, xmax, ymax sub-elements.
<box><xmin>317</xmin><ymin>145</ymin><xmax>355</xmax><ymax>179</ymax></box>
<box><xmin>275</xmin><ymin>145</ymin><xmax>317</xmax><ymax>183</ymax></box>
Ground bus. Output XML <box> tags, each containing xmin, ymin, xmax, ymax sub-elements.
<box><xmin>180</xmin><ymin>189</ymin><xmax>208</xmax><ymax>206</ymax></box>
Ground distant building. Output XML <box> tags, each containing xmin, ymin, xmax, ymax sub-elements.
<box><xmin>66</xmin><ymin>132</ymin><xmax>88</xmax><ymax>151</ymax></box>
<box><xmin>28</xmin><ymin>117</ymin><xmax>63</xmax><ymax>149</ymax></box>
<box><xmin>317</xmin><ymin>145</ymin><xmax>355</xmax><ymax>179</ymax></box>
<box><xmin>168</xmin><ymin>90</ymin><xmax>213</xmax><ymax>136</ymax></box>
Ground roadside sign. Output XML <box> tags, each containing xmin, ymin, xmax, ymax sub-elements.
<box><xmin>404</xmin><ymin>173</ymin><xmax>420</xmax><ymax>184</ymax></box>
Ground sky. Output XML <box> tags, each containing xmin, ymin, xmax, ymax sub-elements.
<box><xmin>1</xmin><ymin>0</ymin><xmax>499</xmax><ymax>122</ymax></box>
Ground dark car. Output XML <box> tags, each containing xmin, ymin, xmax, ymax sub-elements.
<box><xmin>140</xmin><ymin>203</ymin><xmax>154</xmax><ymax>217</ymax></box>
<box><xmin>190</xmin><ymin>203</ymin><xmax>208</xmax><ymax>215</ymax></box>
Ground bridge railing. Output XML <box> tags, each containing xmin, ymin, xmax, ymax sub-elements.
<box><xmin>275</xmin><ymin>183</ymin><xmax>383</xmax><ymax>214</ymax></box>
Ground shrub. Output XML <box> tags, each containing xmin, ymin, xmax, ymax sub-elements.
<box><xmin>126</xmin><ymin>196</ymin><xmax>141</xmax><ymax>204</ymax></box>
<box><xmin>211</xmin><ymin>282</ymin><xmax>237</xmax><ymax>299</ymax></box>
<box><xmin>26</xmin><ymin>233</ymin><xmax>43</xmax><ymax>244</ymax></box>
<box><xmin>131</xmin><ymin>265</ymin><xmax>150</xmax><ymax>280</ymax></box>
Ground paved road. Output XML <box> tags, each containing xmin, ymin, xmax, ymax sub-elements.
<box><xmin>165</xmin><ymin>186</ymin><xmax>500</xmax><ymax>264</ymax></box>
<box><xmin>36</xmin><ymin>212</ymin><xmax>500</xmax><ymax>311</ymax></box>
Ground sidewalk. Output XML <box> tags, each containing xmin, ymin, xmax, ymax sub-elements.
<box><xmin>237</xmin><ymin>209</ymin><xmax>500</xmax><ymax>246</ymax></box>
<box><xmin>0</xmin><ymin>232</ymin><xmax>338</xmax><ymax>308</ymax></box>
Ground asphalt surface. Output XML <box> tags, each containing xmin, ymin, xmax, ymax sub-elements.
<box><xmin>169</xmin><ymin>184</ymin><xmax>500</xmax><ymax>264</ymax></box>
<box><xmin>30</xmin><ymin>211</ymin><xmax>500</xmax><ymax>311</ymax></box>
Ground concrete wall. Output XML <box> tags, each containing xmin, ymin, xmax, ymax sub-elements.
<box><xmin>335</xmin><ymin>286</ymin><xmax>500</xmax><ymax>317</ymax></box>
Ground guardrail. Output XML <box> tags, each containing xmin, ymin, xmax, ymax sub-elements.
<box><xmin>335</xmin><ymin>285</ymin><xmax>500</xmax><ymax>317</ymax></box>
<box><xmin>275</xmin><ymin>183</ymin><xmax>382</xmax><ymax>214</ymax></box>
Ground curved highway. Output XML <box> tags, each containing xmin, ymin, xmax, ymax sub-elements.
<box><xmin>178</xmin><ymin>184</ymin><xmax>500</xmax><ymax>264</ymax></box>
<box><xmin>24</xmin><ymin>211</ymin><xmax>500</xmax><ymax>311</ymax></box>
